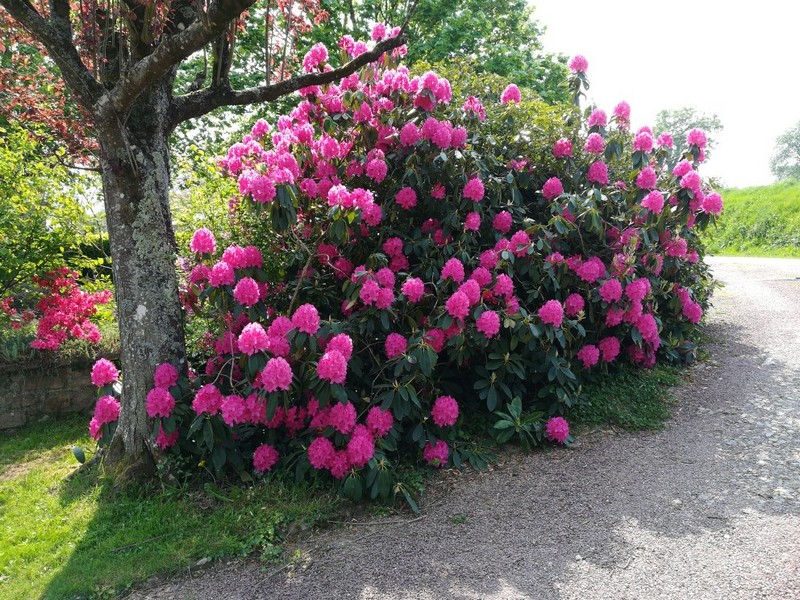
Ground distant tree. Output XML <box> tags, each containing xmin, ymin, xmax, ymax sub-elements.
<box><xmin>654</xmin><ymin>106</ymin><xmax>723</xmax><ymax>159</ymax></box>
<box><xmin>770</xmin><ymin>121</ymin><xmax>800</xmax><ymax>181</ymax></box>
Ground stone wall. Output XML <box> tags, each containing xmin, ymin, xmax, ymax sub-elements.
<box><xmin>0</xmin><ymin>361</ymin><xmax>106</xmax><ymax>431</ymax></box>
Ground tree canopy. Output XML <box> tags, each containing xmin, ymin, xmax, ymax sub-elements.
<box><xmin>770</xmin><ymin>121</ymin><xmax>800</xmax><ymax>181</ymax></box>
<box><xmin>655</xmin><ymin>106</ymin><xmax>723</xmax><ymax>160</ymax></box>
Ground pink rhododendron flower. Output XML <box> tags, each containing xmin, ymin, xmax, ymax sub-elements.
<box><xmin>233</xmin><ymin>277</ymin><xmax>260</xmax><ymax>306</ymax></box>
<box><xmin>318</xmin><ymin>350</ymin><xmax>348</xmax><ymax>385</ymax></box>
<box><xmin>682</xmin><ymin>301</ymin><xmax>703</xmax><ymax>324</ymax></box>
<box><xmin>635</xmin><ymin>166</ymin><xmax>657</xmax><ymax>190</ymax></box>
<box><xmin>657</xmin><ymin>133</ymin><xmax>674</xmax><ymax>148</ymax></box>
<box><xmin>463</xmin><ymin>96</ymin><xmax>486</xmax><ymax>121</ymax></box>
<box><xmin>510</xmin><ymin>230</ymin><xmax>531</xmax><ymax>256</ymax></box>
<box><xmin>542</xmin><ymin>177</ymin><xmax>564</xmax><ymax>200</ymax></box>
<box><xmin>635</xmin><ymin>313</ymin><xmax>660</xmax><ymax>348</ymax></box>
<box><xmin>577</xmin><ymin>344</ymin><xmax>600</xmax><ymax>368</ymax></box>
<box><xmin>365</xmin><ymin>158</ymin><xmax>388</xmax><ymax>182</ymax></box>
<box><xmin>328</xmin><ymin>451</ymin><xmax>351</xmax><ymax>479</ymax></box>
<box><xmin>262</xmin><ymin>357</ymin><xmax>293</xmax><ymax>392</ymax></box>
<box><xmin>395</xmin><ymin>187</ymin><xmax>417</xmax><ymax>210</ymax></box>
<box><xmin>445</xmin><ymin>291</ymin><xmax>470</xmax><ymax>320</ymax></box>
<box><xmin>568</xmin><ymin>54</ymin><xmax>589</xmax><ymax>73</ymax></box>
<box><xmin>308</xmin><ymin>436</ymin><xmax>336</xmax><ymax>469</ymax></box>
<box><xmin>347</xmin><ymin>426</ymin><xmax>375</xmax><ymax>468</ymax></box>
<box><xmin>587</xmin><ymin>161</ymin><xmax>609</xmax><ymax>185</ymax></box>
<box><xmin>545</xmin><ymin>416</ymin><xmax>570</xmax><ymax>443</ymax></box>
<box><xmin>702</xmin><ymin>192</ymin><xmax>723</xmax><ymax>215</ymax></box>
<box><xmin>153</xmin><ymin>363</ymin><xmax>179</xmax><ymax>389</ymax></box>
<box><xmin>441</xmin><ymin>258</ymin><xmax>466</xmax><ymax>283</ymax></box>
<box><xmin>209</xmin><ymin>261</ymin><xmax>235</xmax><ymax>287</ymax></box>
<box><xmin>575</xmin><ymin>256</ymin><xmax>606</xmax><ymax>283</ymax></box>
<box><xmin>329</xmin><ymin>401</ymin><xmax>357</xmax><ymax>434</ymax></box>
<box><xmin>366</xmin><ymin>406</ymin><xmax>394</xmax><ymax>437</ymax></box>
<box><xmin>500</xmin><ymin>84</ymin><xmax>522</xmax><ymax>104</ymax></box>
<box><xmin>494</xmin><ymin>274</ymin><xmax>514</xmax><ymax>298</ymax></box>
<box><xmin>253</xmin><ymin>444</ymin><xmax>279</xmax><ymax>473</ymax></box>
<box><xmin>538</xmin><ymin>300</ymin><xmax>564</xmax><ymax>327</ymax></box>
<box><xmin>190</xmin><ymin>228</ymin><xmax>216</xmax><ymax>254</ymax></box>
<box><xmin>480</xmin><ymin>249</ymin><xmax>499</xmax><ymax>269</ymax></box>
<box><xmin>588</xmin><ymin>109</ymin><xmax>607</xmax><ymax>128</ymax></box>
<box><xmin>146</xmin><ymin>387</ymin><xmax>175</xmax><ymax>418</ymax></box>
<box><xmin>424</xmin><ymin>328</ymin><xmax>446</xmax><ymax>353</ymax></box>
<box><xmin>375</xmin><ymin>268</ymin><xmax>395</xmax><ymax>289</ymax></box>
<box><xmin>401</xmin><ymin>277</ymin><xmax>425</xmax><ymax>302</ymax></box>
<box><xmin>552</xmin><ymin>137</ymin><xmax>573</xmax><ymax>158</ymax></box>
<box><xmin>686</xmin><ymin>128</ymin><xmax>708</xmax><ymax>149</ymax></box>
<box><xmin>564</xmin><ymin>293</ymin><xmax>585</xmax><ymax>317</ymax></box>
<box><xmin>383</xmin><ymin>237</ymin><xmax>404</xmax><ymax>257</ymax></box>
<box><xmin>238</xmin><ymin>323</ymin><xmax>269</xmax><ymax>355</ymax></box>
<box><xmin>423</xmin><ymin>440</ymin><xmax>449</xmax><ymax>466</ymax></box>
<box><xmin>431</xmin><ymin>395</ymin><xmax>459</xmax><ymax>427</ymax></box>
<box><xmin>326</xmin><ymin>333</ymin><xmax>354</xmax><ymax>361</ymax></box>
<box><xmin>399</xmin><ymin>122</ymin><xmax>421</xmax><ymax>146</ymax></box>
<box><xmin>476</xmin><ymin>310</ymin><xmax>500</xmax><ymax>338</ymax></box>
<box><xmin>93</xmin><ymin>394</ymin><xmax>121</xmax><ymax>425</ymax></box>
<box><xmin>633</xmin><ymin>130</ymin><xmax>654</xmax><ymax>153</ymax></box>
<box><xmin>463</xmin><ymin>177</ymin><xmax>485</xmax><ymax>202</ymax></box>
<box><xmin>292</xmin><ymin>303</ymin><xmax>320</xmax><ymax>334</ymax></box>
<box><xmin>458</xmin><ymin>279</ymin><xmax>481</xmax><ymax>306</ymax></box>
<box><xmin>431</xmin><ymin>182</ymin><xmax>446</xmax><ymax>199</ymax></box>
<box><xmin>385</xmin><ymin>333</ymin><xmax>407</xmax><ymax>358</ymax></box>
<box><xmin>598</xmin><ymin>279</ymin><xmax>623</xmax><ymax>303</ymax></box>
<box><xmin>155</xmin><ymin>427</ymin><xmax>179</xmax><ymax>450</ymax></box>
<box><xmin>91</xmin><ymin>358</ymin><xmax>118</xmax><ymax>387</ymax></box>
<box><xmin>625</xmin><ymin>278</ymin><xmax>650</xmax><ymax>302</ymax></box>
<box><xmin>673</xmin><ymin>159</ymin><xmax>693</xmax><ymax>178</ymax></box>
<box><xmin>598</xmin><ymin>336</ymin><xmax>621</xmax><ymax>362</ymax></box>
<box><xmin>606</xmin><ymin>306</ymin><xmax>625</xmax><ymax>327</ymax></box>
<box><xmin>302</xmin><ymin>42</ymin><xmax>328</xmax><ymax>72</ymax></box>
<box><xmin>221</xmin><ymin>394</ymin><xmax>247</xmax><ymax>426</ymax></box>
<box><xmin>470</xmin><ymin>267</ymin><xmax>492</xmax><ymax>287</ymax></box>
<box><xmin>465</xmin><ymin>212</ymin><xmax>481</xmax><ymax>231</ymax></box>
<box><xmin>613</xmin><ymin>101</ymin><xmax>631</xmax><ymax>122</ymax></box>
<box><xmin>584</xmin><ymin>133</ymin><xmax>605</xmax><ymax>155</ymax></box>
<box><xmin>193</xmin><ymin>384</ymin><xmax>223</xmax><ymax>415</ymax></box>
<box><xmin>493</xmin><ymin>211</ymin><xmax>513</xmax><ymax>233</ymax></box>
<box><xmin>641</xmin><ymin>190</ymin><xmax>665</xmax><ymax>213</ymax></box>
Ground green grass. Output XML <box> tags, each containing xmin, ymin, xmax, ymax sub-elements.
<box><xmin>0</xmin><ymin>416</ymin><xmax>341</xmax><ymax>600</ymax></box>
<box><xmin>703</xmin><ymin>180</ymin><xmax>800</xmax><ymax>257</ymax></box>
<box><xmin>572</xmin><ymin>364</ymin><xmax>682</xmax><ymax>431</ymax></box>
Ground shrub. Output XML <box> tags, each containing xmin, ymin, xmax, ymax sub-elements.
<box><xmin>91</xmin><ymin>33</ymin><xmax>719</xmax><ymax>501</ymax></box>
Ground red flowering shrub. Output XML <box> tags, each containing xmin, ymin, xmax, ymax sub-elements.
<box><xmin>90</xmin><ymin>33</ymin><xmax>719</xmax><ymax>501</ymax></box>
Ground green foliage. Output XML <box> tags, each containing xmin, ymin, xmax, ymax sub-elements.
<box><xmin>492</xmin><ymin>397</ymin><xmax>544</xmax><ymax>450</ymax></box>
<box><xmin>0</xmin><ymin>416</ymin><xmax>341</xmax><ymax>600</ymax></box>
<box><xmin>770</xmin><ymin>120</ymin><xmax>800</xmax><ymax>182</ymax></box>
<box><xmin>0</xmin><ymin>123</ymin><xmax>106</xmax><ymax>299</ymax></box>
<box><xmin>702</xmin><ymin>181</ymin><xmax>800</xmax><ymax>256</ymax></box>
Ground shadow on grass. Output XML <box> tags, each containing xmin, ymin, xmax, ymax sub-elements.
<box><xmin>0</xmin><ymin>415</ymin><xmax>88</xmax><ymax>479</ymax></box>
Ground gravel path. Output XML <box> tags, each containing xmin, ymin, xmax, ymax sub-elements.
<box><xmin>128</xmin><ymin>256</ymin><xmax>800</xmax><ymax>600</ymax></box>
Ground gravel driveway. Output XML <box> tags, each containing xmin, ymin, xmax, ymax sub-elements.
<box><xmin>128</xmin><ymin>256</ymin><xmax>800</xmax><ymax>600</ymax></box>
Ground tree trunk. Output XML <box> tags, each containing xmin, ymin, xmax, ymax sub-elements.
<box><xmin>95</xmin><ymin>78</ymin><xmax>186</xmax><ymax>483</ymax></box>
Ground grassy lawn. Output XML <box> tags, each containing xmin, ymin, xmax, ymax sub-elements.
<box><xmin>0</xmin><ymin>361</ymin><xmax>685</xmax><ymax>599</ymax></box>
<box><xmin>703</xmin><ymin>181</ymin><xmax>800</xmax><ymax>257</ymax></box>
<box><xmin>0</xmin><ymin>415</ymin><xmax>341</xmax><ymax>600</ymax></box>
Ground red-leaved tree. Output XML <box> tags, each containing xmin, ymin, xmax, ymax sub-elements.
<box><xmin>0</xmin><ymin>0</ymin><xmax>408</xmax><ymax>481</ymax></box>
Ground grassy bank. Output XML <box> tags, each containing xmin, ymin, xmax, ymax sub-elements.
<box><xmin>704</xmin><ymin>180</ymin><xmax>800</xmax><ymax>257</ymax></box>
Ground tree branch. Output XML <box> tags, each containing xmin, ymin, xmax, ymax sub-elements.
<box><xmin>103</xmin><ymin>0</ymin><xmax>256</xmax><ymax>116</ymax></box>
<box><xmin>171</xmin><ymin>33</ymin><xmax>406</xmax><ymax>127</ymax></box>
<box><xmin>0</xmin><ymin>0</ymin><xmax>104</xmax><ymax>108</ymax></box>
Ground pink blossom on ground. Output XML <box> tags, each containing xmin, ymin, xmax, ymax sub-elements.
<box><xmin>91</xmin><ymin>358</ymin><xmax>118</xmax><ymax>387</ymax></box>
<box><xmin>190</xmin><ymin>228</ymin><xmax>216</xmax><ymax>254</ymax></box>
<box><xmin>401</xmin><ymin>277</ymin><xmax>425</xmax><ymax>302</ymax></box>
<box><xmin>445</xmin><ymin>291</ymin><xmax>470</xmax><ymax>320</ymax></box>
<box><xmin>441</xmin><ymin>258</ymin><xmax>465</xmax><ymax>283</ymax></box>
<box><xmin>538</xmin><ymin>300</ymin><xmax>564</xmax><ymax>327</ymax></box>
<box><xmin>500</xmin><ymin>84</ymin><xmax>522</xmax><ymax>104</ymax></box>
<box><xmin>308</xmin><ymin>436</ymin><xmax>336</xmax><ymax>469</ymax></box>
<box><xmin>366</xmin><ymin>406</ymin><xmax>394</xmax><ymax>437</ymax></box>
<box><xmin>545</xmin><ymin>416</ymin><xmax>570</xmax><ymax>443</ymax></box>
<box><xmin>153</xmin><ymin>363</ymin><xmax>179</xmax><ymax>388</ymax></box>
<box><xmin>465</xmin><ymin>212</ymin><xmax>481</xmax><ymax>231</ymax></box>
<box><xmin>395</xmin><ymin>187</ymin><xmax>417</xmax><ymax>210</ymax></box>
<box><xmin>463</xmin><ymin>177</ymin><xmax>485</xmax><ymax>202</ymax></box>
<box><xmin>253</xmin><ymin>444</ymin><xmax>279</xmax><ymax>473</ymax></box>
<box><xmin>146</xmin><ymin>387</ymin><xmax>175</xmax><ymax>418</ymax></box>
<box><xmin>587</xmin><ymin>161</ymin><xmax>609</xmax><ymax>185</ymax></box>
<box><xmin>542</xmin><ymin>177</ymin><xmax>564</xmax><ymax>200</ymax></box>
<box><xmin>641</xmin><ymin>190</ymin><xmax>665</xmax><ymax>213</ymax></box>
<box><xmin>598</xmin><ymin>279</ymin><xmax>624</xmax><ymax>303</ymax></box>
<box><xmin>292</xmin><ymin>303</ymin><xmax>320</xmax><ymax>334</ymax></box>
<box><xmin>476</xmin><ymin>310</ymin><xmax>500</xmax><ymax>338</ymax></box>
<box><xmin>233</xmin><ymin>277</ymin><xmax>260</xmax><ymax>306</ymax></box>
<box><xmin>431</xmin><ymin>395</ymin><xmax>459</xmax><ymax>427</ymax></box>
<box><xmin>423</xmin><ymin>440</ymin><xmax>449</xmax><ymax>466</ymax></box>
<box><xmin>238</xmin><ymin>323</ymin><xmax>270</xmax><ymax>355</ymax></box>
<box><xmin>385</xmin><ymin>333</ymin><xmax>407</xmax><ymax>358</ymax></box>
<box><xmin>193</xmin><ymin>384</ymin><xmax>224</xmax><ymax>415</ymax></box>
<box><xmin>493</xmin><ymin>211</ymin><xmax>513</xmax><ymax>233</ymax></box>
<box><xmin>598</xmin><ymin>336</ymin><xmax>621</xmax><ymax>363</ymax></box>
<box><xmin>318</xmin><ymin>350</ymin><xmax>348</xmax><ymax>385</ymax></box>
<box><xmin>577</xmin><ymin>344</ymin><xmax>600</xmax><ymax>368</ymax></box>
<box><xmin>262</xmin><ymin>357</ymin><xmax>293</xmax><ymax>392</ymax></box>
<box><xmin>564</xmin><ymin>293</ymin><xmax>585</xmax><ymax>317</ymax></box>
<box><xmin>568</xmin><ymin>55</ymin><xmax>589</xmax><ymax>73</ymax></box>
<box><xmin>552</xmin><ymin>138</ymin><xmax>573</xmax><ymax>158</ymax></box>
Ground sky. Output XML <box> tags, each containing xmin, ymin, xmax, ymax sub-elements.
<box><xmin>531</xmin><ymin>0</ymin><xmax>800</xmax><ymax>188</ymax></box>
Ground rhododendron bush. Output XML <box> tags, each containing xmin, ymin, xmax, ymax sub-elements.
<box><xmin>90</xmin><ymin>39</ymin><xmax>719</xmax><ymax>501</ymax></box>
